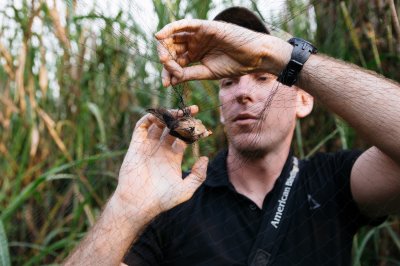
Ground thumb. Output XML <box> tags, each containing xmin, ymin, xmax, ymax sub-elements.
<box><xmin>180</xmin><ymin>156</ymin><xmax>209</xmax><ymax>201</ymax></box>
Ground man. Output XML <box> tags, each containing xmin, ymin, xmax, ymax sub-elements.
<box><xmin>64</xmin><ymin>7</ymin><xmax>400</xmax><ymax>266</ymax></box>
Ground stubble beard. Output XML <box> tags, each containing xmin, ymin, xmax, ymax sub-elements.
<box><xmin>227</xmin><ymin>130</ymin><xmax>271</xmax><ymax>161</ymax></box>
<box><xmin>235</xmin><ymin>146</ymin><xmax>269</xmax><ymax>160</ymax></box>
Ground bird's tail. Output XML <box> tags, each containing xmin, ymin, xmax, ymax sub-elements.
<box><xmin>146</xmin><ymin>108</ymin><xmax>175</xmax><ymax>128</ymax></box>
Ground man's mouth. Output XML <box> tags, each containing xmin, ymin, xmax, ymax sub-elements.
<box><xmin>232</xmin><ymin>113</ymin><xmax>260</xmax><ymax>125</ymax></box>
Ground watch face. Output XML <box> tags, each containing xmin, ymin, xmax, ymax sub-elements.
<box><xmin>289</xmin><ymin>37</ymin><xmax>317</xmax><ymax>54</ymax></box>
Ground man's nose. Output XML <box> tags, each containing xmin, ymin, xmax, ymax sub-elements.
<box><xmin>234</xmin><ymin>82</ymin><xmax>252</xmax><ymax>104</ymax></box>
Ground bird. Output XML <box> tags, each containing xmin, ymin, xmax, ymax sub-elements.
<box><xmin>146</xmin><ymin>107</ymin><xmax>212</xmax><ymax>144</ymax></box>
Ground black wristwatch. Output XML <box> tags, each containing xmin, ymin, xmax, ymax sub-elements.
<box><xmin>277</xmin><ymin>37</ymin><xmax>317</xmax><ymax>86</ymax></box>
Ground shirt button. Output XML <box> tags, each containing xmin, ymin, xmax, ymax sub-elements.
<box><xmin>249</xmin><ymin>204</ymin><xmax>257</xmax><ymax>211</ymax></box>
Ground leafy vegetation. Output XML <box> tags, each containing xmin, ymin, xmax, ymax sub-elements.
<box><xmin>0</xmin><ymin>0</ymin><xmax>399</xmax><ymax>265</ymax></box>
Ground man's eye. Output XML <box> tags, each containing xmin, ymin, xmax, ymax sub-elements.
<box><xmin>222</xmin><ymin>80</ymin><xmax>233</xmax><ymax>87</ymax></box>
<box><xmin>258</xmin><ymin>76</ymin><xmax>268</xmax><ymax>81</ymax></box>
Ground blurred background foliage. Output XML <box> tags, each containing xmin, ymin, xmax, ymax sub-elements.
<box><xmin>0</xmin><ymin>0</ymin><xmax>399</xmax><ymax>265</ymax></box>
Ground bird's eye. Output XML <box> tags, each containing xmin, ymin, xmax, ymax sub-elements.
<box><xmin>189</xmin><ymin>126</ymin><xmax>195</xmax><ymax>132</ymax></box>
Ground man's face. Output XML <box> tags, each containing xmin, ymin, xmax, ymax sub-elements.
<box><xmin>218</xmin><ymin>73</ymin><xmax>300</xmax><ymax>156</ymax></box>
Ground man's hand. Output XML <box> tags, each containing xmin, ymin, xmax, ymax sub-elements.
<box><xmin>64</xmin><ymin>105</ymin><xmax>208</xmax><ymax>266</ymax></box>
<box><xmin>155</xmin><ymin>19</ymin><xmax>292</xmax><ymax>86</ymax></box>
<box><xmin>115</xmin><ymin>105</ymin><xmax>209</xmax><ymax>217</ymax></box>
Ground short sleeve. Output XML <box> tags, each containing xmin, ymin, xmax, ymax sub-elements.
<box><xmin>311</xmin><ymin>150</ymin><xmax>386</xmax><ymax>232</ymax></box>
<box><xmin>333</xmin><ymin>150</ymin><xmax>387</xmax><ymax>227</ymax></box>
<box><xmin>123</xmin><ymin>217</ymin><xmax>164</xmax><ymax>266</ymax></box>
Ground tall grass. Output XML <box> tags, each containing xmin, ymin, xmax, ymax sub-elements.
<box><xmin>0</xmin><ymin>0</ymin><xmax>399</xmax><ymax>264</ymax></box>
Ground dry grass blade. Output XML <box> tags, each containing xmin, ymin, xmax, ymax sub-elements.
<box><xmin>71</xmin><ymin>28</ymin><xmax>88</xmax><ymax>82</ymax></box>
<box><xmin>27</xmin><ymin>73</ymin><xmax>38</xmax><ymax>109</ymax></box>
<box><xmin>15</xmin><ymin>43</ymin><xmax>27</xmax><ymax>113</ymax></box>
<box><xmin>73</xmin><ymin>183</ymin><xmax>95</xmax><ymax>226</ymax></box>
<box><xmin>0</xmin><ymin>97</ymin><xmax>20</xmax><ymax>114</ymax></box>
<box><xmin>37</xmin><ymin>109</ymin><xmax>104</xmax><ymax>206</ymax></box>
<box><xmin>30</xmin><ymin>125</ymin><xmax>40</xmax><ymax>158</ymax></box>
<box><xmin>0</xmin><ymin>41</ymin><xmax>15</xmax><ymax>80</ymax></box>
<box><xmin>39</xmin><ymin>46</ymin><xmax>48</xmax><ymax>97</ymax></box>
<box><xmin>48</xmin><ymin>3</ymin><xmax>71</xmax><ymax>52</ymax></box>
<box><xmin>37</xmin><ymin>107</ymin><xmax>72</xmax><ymax>161</ymax></box>
<box><xmin>0</xmin><ymin>142</ymin><xmax>18</xmax><ymax>174</ymax></box>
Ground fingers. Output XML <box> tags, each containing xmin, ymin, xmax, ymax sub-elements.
<box><xmin>174</xmin><ymin>43</ymin><xmax>188</xmax><ymax>56</ymax></box>
<box><xmin>172</xmin><ymin>32</ymin><xmax>194</xmax><ymax>44</ymax></box>
<box><xmin>164</xmin><ymin>136</ymin><xmax>185</xmax><ymax>151</ymax></box>
<box><xmin>157</xmin><ymin>41</ymin><xmax>173</xmax><ymax>64</ymax></box>
<box><xmin>161</xmin><ymin>67</ymin><xmax>171</xmax><ymax>87</ymax></box>
<box><xmin>180</xmin><ymin>156</ymin><xmax>209</xmax><ymax>201</ymax></box>
<box><xmin>155</xmin><ymin>19</ymin><xmax>205</xmax><ymax>40</ymax></box>
<box><xmin>147</xmin><ymin>124</ymin><xmax>164</xmax><ymax>140</ymax></box>
<box><xmin>170</xmin><ymin>105</ymin><xmax>199</xmax><ymax>116</ymax></box>
<box><xmin>164</xmin><ymin>60</ymin><xmax>183</xmax><ymax>80</ymax></box>
<box><xmin>170</xmin><ymin>65</ymin><xmax>214</xmax><ymax>85</ymax></box>
<box><xmin>133</xmin><ymin>114</ymin><xmax>155</xmax><ymax>139</ymax></box>
<box><xmin>156</xmin><ymin>20</ymin><xmax>215</xmax><ymax>87</ymax></box>
<box><xmin>176</xmin><ymin>52</ymin><xmax>190</xmax><ymax>67</ymax></box>
<box><xmin>158</xmin><ymin>40</ymin><xmax>187</xmax><ymax>62</ymax></box>
<box><xmin>161</xmin><ymin>58</ymin><xmax>214</xmax><ymax>86</ymax></box>
<box><xmin>158</xmin><ymin>40</ymin><xmax>188</xmax><ymax>87</ymax></box>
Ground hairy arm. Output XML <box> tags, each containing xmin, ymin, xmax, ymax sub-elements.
<box><xmin>297</xmin><ymin>54</ymin><xmax>400</xmax><ymax>217</ymax></box>
<box><xmin>299</xmin><ymin>55</ymin><xmax>400</xmax><ymax>162</ymax></box>
<box><xmin>63</xmin><ymin>194</ymin><xmax>156</xmax><ymax>266</ymax></box>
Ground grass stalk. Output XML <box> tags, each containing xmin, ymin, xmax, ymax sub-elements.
<box><xmin>306</xmin><ymin>129</ymin><xmax>339</xmax><ymax>158</ymax></box>
<box><xmin>365</xmin><ymin>24</ymin><xmax>382</xmax><ymax>72</ymax></box>
<box><xmin>295</xmin><ymin>119</ymin><xmax>304</xmax><ymax>159</ymax></box>
<box><xmin>0</xmin><ymin>41</ymin><xmax>15</xmax><ymax>80</ymax></box>
<box><xmin>389</xmin><ymin>0</ymin><xmax>400</xmax><ymax>42</ymax></box>
<box><xmin>334</xmin><ymin>116</ymin><xmax>348</xmax><ymax>150</ymax></box>
<box><xmin>0</xmin><ymin>220</ymin><xmax>11</xmax><ymax>266</ymax></box>
<box><xmin>1</xmin><ymin>150</ymin><xmax>125</xmax><ymax>222</ymax></box>
<box><xmin>340</xmin><ymin>1</ymin><xmax>367</xmax><ymax>67</ymax></box>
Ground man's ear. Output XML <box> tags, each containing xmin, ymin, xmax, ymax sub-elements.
<box><xmin>219</xmin><ymin>106</ymin><xmax>225</xmax><ymax>124</ymax></box>
<box><xmin>295</xmin><ymin>88</ymin><xmax>314</xmax><ymax>118</ymax></box>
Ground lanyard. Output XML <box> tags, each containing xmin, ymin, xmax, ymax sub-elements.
<box><xmin>248</xmin><ymin>157</ymin><xmax>300</xmax><ymax>266</ymax></box>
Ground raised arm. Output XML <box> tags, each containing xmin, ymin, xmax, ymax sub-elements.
<box><xmin>298</xmin><ymin>55</ymin><xmax>400</xmax><ymax>217</ymax></box>
<box><xmin>155</xmin><ymin>19</ymin><xmax>400</xmax><ymax>217</ymax></box>
<box><xmin>299</xmin><ymin>55</ymin><xmax>400</xmax><ymax>164</ymax></box>
<box><xmin>63</xmin><ymin>107</ymin><xmax>208</xmax><ymax>266</ymax></box>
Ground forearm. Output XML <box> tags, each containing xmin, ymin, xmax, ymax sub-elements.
<box><xmin>298</xmin><ymin>54</ymin><xmax>400</xmax><ymax>162</ymax></box>
<box><xmin>64</xmin><ymin>193</ymin><xmax>157</xmax><ymax>266</ymax></box>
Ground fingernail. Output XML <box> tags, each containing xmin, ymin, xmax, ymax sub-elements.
<box><xmin>171</xmin><ymin>77</ymin><xmax>177</xmax><ymax>85</ymax></box>
<box><xmin>200</xmin><ymin>156</ymin><xmax>209</xmax><ymax>166</ymax></box>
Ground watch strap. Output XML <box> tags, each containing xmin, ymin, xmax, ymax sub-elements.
<box><xmin>277</xmin><ymin>37</ymin><xmax>317</xmax><ymax>86</ymax></box>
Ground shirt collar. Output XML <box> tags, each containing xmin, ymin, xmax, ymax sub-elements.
<box><xmin>204</xmin><ymin>148</ymin><xmax>294</xmax><ymax>188</ymax></box>
<box><xmin>204</xmin><ymin>149</ymin><xmax>230</xmax><ymax>187</ymax></box>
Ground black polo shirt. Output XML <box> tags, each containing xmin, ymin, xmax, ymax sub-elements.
<box><xmin>124</xmin><ymin>149</ymin><xmax>383</xmax><ymax>266</ymax></box>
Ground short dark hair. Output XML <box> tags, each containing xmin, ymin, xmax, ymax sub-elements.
<box><xmin>213</xmin><ymin>7</ymin><xmax>270</xmax><ymax>34</ymax></box>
